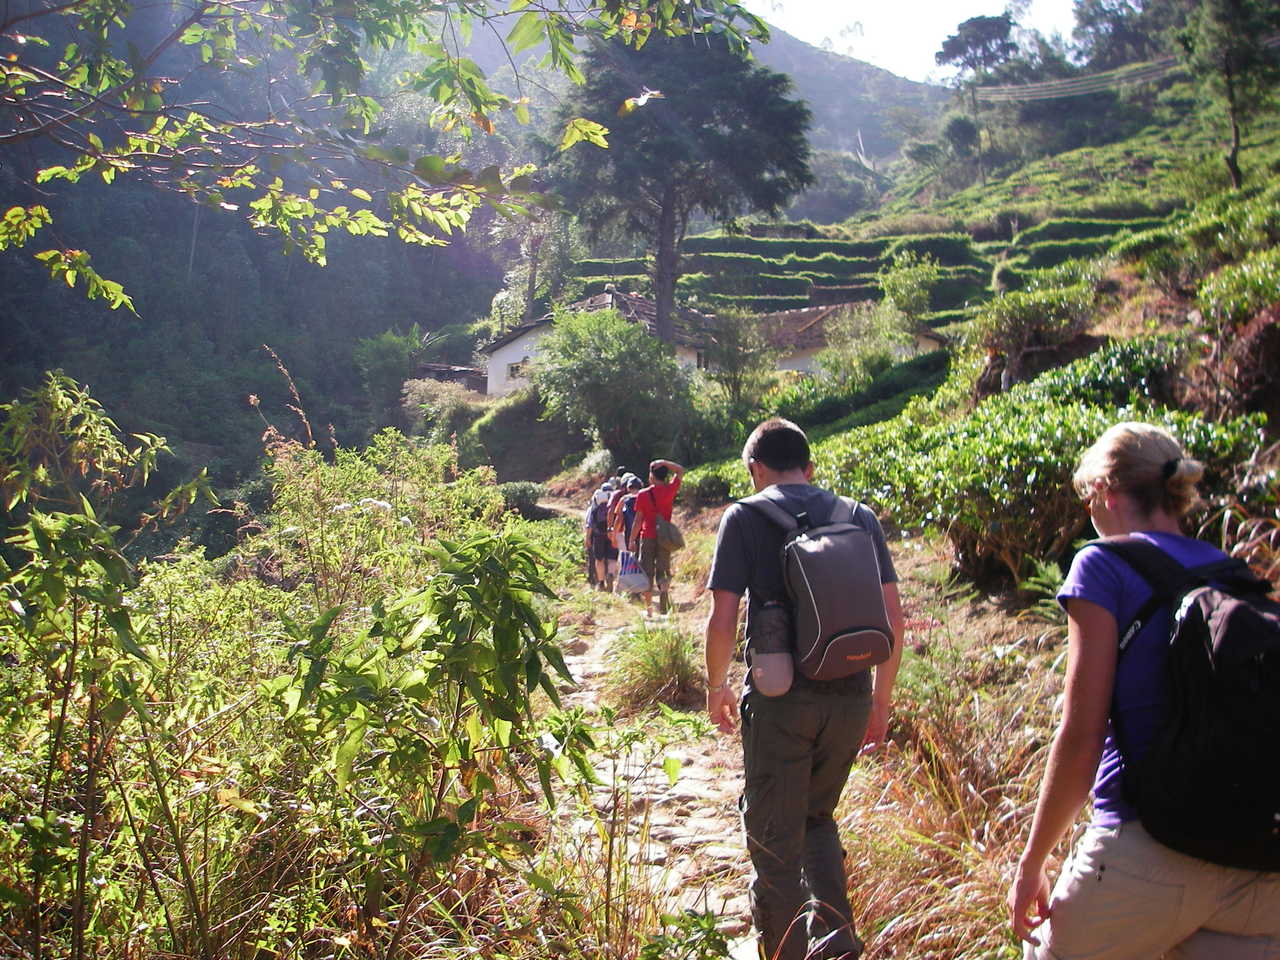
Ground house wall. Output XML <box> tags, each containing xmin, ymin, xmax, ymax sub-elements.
<box><xmin>485</xmin><ymin>327</ymin><xmax>551</xmax><ymax>395</ymax></box>
<box><xmin>777</xmin><ymin>347</ymin><xmax>823</xmax><ymax>374</ymax></box>
<box><xmin>487</xmin><ymin>329</ymin><xmax>701</xmax><ymax>394</ymax></box>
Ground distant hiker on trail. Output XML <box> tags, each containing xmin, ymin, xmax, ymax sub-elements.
<box><xmin>609</xmin><ymin>474</ymin><xmax>642</xmax><ymax>560</ymax></box>
<box><xmin>584</xmin><ymin>481</ymin><xmax>616</xmax><ymax>591</ymax></box>
<box><xmin>704</xmin><ymin>418</ymin><xmax>904</xmax><ymax>960</ymax></box>
<box><xmin>629</xmin><ymin>458</ymin><xmax>684</xmax><ymax>615</ymax></box>
<box><xmin>1008</xmin><ymin>422</ymin><xmax>1280</xmax><ymax>959</ymax></box>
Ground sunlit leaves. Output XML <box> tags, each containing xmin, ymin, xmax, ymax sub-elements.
<box><xmin>32</xmin><ymin>250</ymin><xmax>135</xmax><ymax>313</ymax></box>
<box><xmin>558</xmin><ymin>116</ymin><xmax>610</xmax><ymax>151</ymax></box>
<box><xmin>0</xmin><ymin>205</ymin><xmax>51</xmax><ymax>250</ymax></box>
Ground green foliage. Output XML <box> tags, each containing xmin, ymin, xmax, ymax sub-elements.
<box><xmin>701</xmin><ymin>309</ymin><xmax>777</xmax><ymax>423</ymax></box>
<box><xmin>498</xmin><ymin>480</ymin><xmax>547</xmax><ymax>518</ymax></box>
<box><xmin>532</xmin><ymin>308</ymin><xmax>690</xmax><ymax>465</ymax></box>
<box><xmin>606</xmin><ymin>623</ymin><xmax>704</xmax><ymax>711</ymax></box>
<box><xmin>4</xmin><ymin>0</ymin><xmax>769</xmax><ymax>302</ymax></box>
<box><xmin>353</xmin><ymin>325</ymin><xmax>422</xmax><ymax>423</ymax></box>
<box><xmin>639</xmin><ymin>910</ymin><xmax>731</xmax><ymax>960</ymax></box>
<box><xmin>884</xmin><ymin>233</ymin><xmax>978</xmax><ymax>267</ymax></box>
<box><xmin>576</xmin><ymin>257</ymin><xmax>649</xmax><ymax>276</ymax></box>
<box><xmin>402</xmin><ymin>377</ymin><xmax>488</xmax><ymax>445</ymax></box>
<box><xmin>806</xmin><ymin>339</ymin><xmax>1263</xmax><ymax>581</ymax></box>
<box><xmin>683</xmin><ymin>234</ymin><xmax>889</xmax><ymax>259</ymax></box>
<box><xmin>1015</xmin><ymin>216</ymin><xmax>1169</xmax><ymax>244</ymax></box>
<box><xmin>878</xmin><ymin>251</ymin><xmax>943</xmax><ymax>320</ymax></box>
<box><xmin>817</xmin><ymin>302</ymin><xmax>915</xmax><ymax>390</ymax></box>
<box><xmin>1176</xmin><ymin>0</ymin><xmax>1280</xmax><ymax>187</ymax></box>
<box><xmin>0</xmin><ymin>376</ymin><xmax>609</xmax><ymax>957</ymax></box>
<box><xmin>549</xmin><ymin>32</ymin><xmax>813</xmax><ymax>339</ymax></box>
<box><xmin>1198</xmin><ymin>246</ymin><xmax>1280</xmax><ymax>327</ymax></box>
<box><xmin>974</xmin><ymin>283</ymin><xmax>1096</xmax><ymax>382</ymax></box>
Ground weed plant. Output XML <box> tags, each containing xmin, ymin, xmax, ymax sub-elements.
<box><xmin>606</xmin><ymin>624</ymin><xmax>705</xmax><ymax>712</ymax></box>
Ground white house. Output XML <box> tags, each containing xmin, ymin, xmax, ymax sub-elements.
<box><xmin>479</xmin><ymin>289</ymin><xmax>707</xmax><ymax>396</ymax></box>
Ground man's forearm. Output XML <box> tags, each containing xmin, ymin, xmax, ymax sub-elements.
<box><xmin>874</xmin><ymin>582</ymin><xmax>905</xmax><ymax>708</ymax></box>
<box><xmin>704</xmin><ymin>591</ymin><xmax>740</xmax><ymax>686</ymax></box>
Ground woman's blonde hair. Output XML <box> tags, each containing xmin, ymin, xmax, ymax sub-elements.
<box><xmin>1073</xmin><ymin>422</ymin><xmax>1205</xmax><ymax>518</ymax></box>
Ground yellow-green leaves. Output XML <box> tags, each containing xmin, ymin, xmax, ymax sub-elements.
<box><xmin>559</xmin><ymin>117</ymin><xmax>609</xmax><ymax>151</ymax></box>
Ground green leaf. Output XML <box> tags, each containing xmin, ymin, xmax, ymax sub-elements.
<box><xmin>662</xmin><ymin>753</ymin><xmax>681</xmax><ymax>787</ymax></box>
<box><xmin>335</xmin><ymin>717</ymin><xmax>367</xmax><ymax>789</ymax></box>
<box><xmin>506</xmin><ymin>11</ymin><xmax>544</xmax><ymax>54</ymax></box>
<box><xmin>558</xmin><ymin>117</ymin><xmax>609</xmax><ymax>151</ymax></box>
<box><xmin>350</xmin><ymin>187</ymin><xmax>373</xmax><ymax>202</ymax></box>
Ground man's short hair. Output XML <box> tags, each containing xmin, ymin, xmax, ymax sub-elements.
<box><xmin>743</xmin><ymin>418</ymin><xmax>810</xmax><ymax>472</ymax></box>
<box><xmin>651</xmin><ymin>463</ymin><xmax>671</xmax><ymax>483</ymax></box>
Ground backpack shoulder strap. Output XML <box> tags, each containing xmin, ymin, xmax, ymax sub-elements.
<box><xmin>1090</xmin><ymin>537</ymin><xmax>1218</xmax><ymax>653</ymax></box>
<box><xmin>737</xmin><ymin>491</ymin><xmax>800</xmax><ymax>532</ymax></box>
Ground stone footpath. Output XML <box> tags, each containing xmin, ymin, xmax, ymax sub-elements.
<box><xmin>558</xmin><ymin>622</ymin><xmax>758</xmax><ymax>955</ymax></box>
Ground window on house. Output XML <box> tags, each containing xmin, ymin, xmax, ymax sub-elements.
<box><xmin>507</xmin><ymin>356</ymin><xmax>530</xmax><ymax>380</ymax></box>
<box><xmin>696</xmin><ymin>351</ymin><xmax>709</xmax><ymax>370</ymax></box>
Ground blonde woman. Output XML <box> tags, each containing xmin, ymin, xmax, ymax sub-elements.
<box><xmin>1007</xmin><ymin>422</ymin><xmax>1280</xmax><ymax>959</ymax></box>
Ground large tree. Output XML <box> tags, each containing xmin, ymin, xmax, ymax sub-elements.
<box><xmin>935</xmin><ymin>14</ymin><xmax>1017</xmax><ymax>184</ymax></box>
<box><xmin>548</xmin><ymin>34</ymin><xmax>812</xmax><ymax>342</ymax></box>
<box><xmin>0</xmin><ymin>0</ymin><xmax>767</xmax><ymax>304</ymax></box>
<box><xmin>1176</xmin><ymin>0</ymin><xmax>1280</xmax><ymax>189</ymax></box>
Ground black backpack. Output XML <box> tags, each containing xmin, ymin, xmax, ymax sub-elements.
<box><xmin>739</xmin><ymin>490</ymin><xmax>893</xmax><ymax>682</ymax></box>
<box><xmin>1093</xmin><ymin>536</ymin><xmax>1280</xmax><ymax>872</ymax></box>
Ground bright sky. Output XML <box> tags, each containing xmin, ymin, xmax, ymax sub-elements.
<box><xmin>741</xmin><ymin>0</ymin><xmax>1079</xmax><ymax>83</ymax></box>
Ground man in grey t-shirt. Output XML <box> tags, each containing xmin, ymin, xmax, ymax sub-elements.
<box><xmin>705</xmin><ymin>418</ymin><xmax>904</xmax><ymax>960</ymax></box>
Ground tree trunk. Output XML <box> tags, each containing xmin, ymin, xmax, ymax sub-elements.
<box><xmin>652</xmin><ymin>184</ymin><xmax>679</xmax><ymax>344</ymax></box>
<box><xmin>1224</xmin><ymin>66</ymin><xmax>1243</xmax><ymax>190</ymax></box>
<box><xmin>523</xmin><ymin>234</ymin><xmax>543</xmax><ymax>324</ymax></box>
<box><xmin>970</xmin><ymin>84</ymin><xmax>986</xmax><ymax>187</ymax></box>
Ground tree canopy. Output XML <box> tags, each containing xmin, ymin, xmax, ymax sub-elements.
<box><xmin>531</xmin><ymin>307</ymin><xmax>689</xmax><ymax>464</ymax></box>
<box><xmin>1</xmin><ymin>0</ymin><xmax>768</xmax><ymax>304</ymax></box>
<box><xmin>1176</xmin><ymin>0</ymin><xmax>1280</xmax><ymax>188</ymax></box>
<box><xmin>547</xmin><ymin>33</ymin><xmax>812</xmax><ymax>342</ymax></box>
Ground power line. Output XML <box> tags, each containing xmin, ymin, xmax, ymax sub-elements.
<box><xmin>974</xmin><ymin>36</ymin><xmax>1280</xmax><ymax>102</ymax></box>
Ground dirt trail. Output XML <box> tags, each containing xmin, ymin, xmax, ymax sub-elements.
<box><xmin>542</xmin><ymin>495</ymin><xmax>756</xmax><ymax>947</ymax></box>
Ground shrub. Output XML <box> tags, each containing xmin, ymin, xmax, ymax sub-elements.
<box><xmin>499</xmin><ymin>480</ymin><xmax>546</xmax><ymax>517</ymax></box>
<box><xmin>576</xmin><ymin>257</ymin><xmax>649</xmax><ymax>276</ymax></box>
<box><xmin>683</xmin><ymin>234</ymin><xmax>889</xmax><ymax>259</ymax></box>
<box><xmin>402</xmin><ymin>377</ymin><xmax>488</xmax><ymax>444</ymax></box>
<box><xmin>1015</xmin><ymin>216</ymin><xmax>1168</xmax><ymax>244</ymax></box>
<box><xmin>1198</xmin><ymin>246</ymin><xmax>1280</xmax><ymax>326</ymax></box>
<box><xmin>1018</xmin><ymin>237</ymin><xmax>1112</xmax><ymax>270</ymax></box>
<box><xmin>973</xmin><ymin>283</ymin><xmax>1095</xmax><ymax>383</ymax></box>
<box><xmin>606</xmin><ymin>623</ymin><xmax>704</xmax><ymax>711</ymax></box>
<box><xmin>854</xmin><ymin>213</ymin><xmax>961</xmax><ymax>239</ymax></box>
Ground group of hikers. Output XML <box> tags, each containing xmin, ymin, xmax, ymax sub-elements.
<box><xmin>583</xmin><ymin>458</ymin><xmax>684</xmax><ymax>616</ymax></box>
<box><xmin>595</xmin><ymin>416</ymin><xmax>1277</xmax><ymax>960</ymax></box>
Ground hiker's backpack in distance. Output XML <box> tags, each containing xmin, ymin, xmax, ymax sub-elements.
<box><xmin>1094</xmin><ymin>536</ymin><xmax>1280</xmax><ymax>872</ymax></box>
<box><xmin>739</xmin><ymin>490</ymin><xmax>893</xmax><ymax>681</ymax></box>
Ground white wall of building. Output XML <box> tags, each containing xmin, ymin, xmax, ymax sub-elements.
<box><xmin>484</xmin><ymin>326</ymin><xmax>551</xmax><ymax>396</ymax></box>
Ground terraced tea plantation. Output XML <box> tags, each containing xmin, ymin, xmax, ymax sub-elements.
<box><xmin>571</xmin><ymin>208</ymin><xmax>1174</xmax><ymax>336</ymax></box>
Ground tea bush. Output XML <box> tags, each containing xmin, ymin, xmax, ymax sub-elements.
<box><xmin>499</xmin><ymin>479</ymin><xmax>547</xmax><ymax>517</ymax></box>
<box><xmin>1197</xmin><ymin>246</ymin><xmax>1280</xmax><ymax>326</ymax></box>
<box><xmin>808</xmin><ymin>340</ymin><xmax>1263</xmax><ymax>579</ymax></box>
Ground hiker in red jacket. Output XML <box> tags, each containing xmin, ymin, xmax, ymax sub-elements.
<box><xmin>628</xmin><ymin>458</ymin><xmax>684</xmax><ymax>615</ymax></box>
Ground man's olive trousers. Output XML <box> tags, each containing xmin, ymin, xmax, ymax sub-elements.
<box><xmin>740</xmin><ymin>679</ymin><xmax>872</xmax><ymax>960</ymax></box>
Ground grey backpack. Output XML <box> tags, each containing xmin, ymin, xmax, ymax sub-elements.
<box><xmin>740</xmin><ymin>490</ymin><xmax>894</xmax><ymax>682</ymax></box>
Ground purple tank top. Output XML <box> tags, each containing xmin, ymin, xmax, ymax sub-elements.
<box><xmin>1057</xmin><ymin>531</ymin><xmax>1229</xmax><ymax>825</ymax></box>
